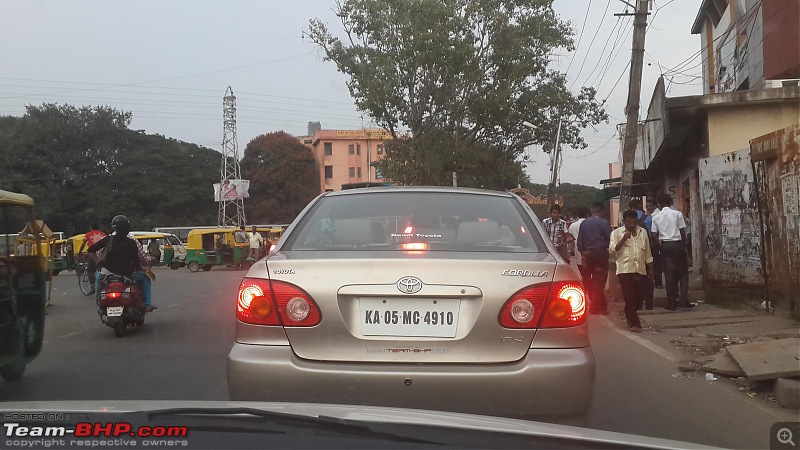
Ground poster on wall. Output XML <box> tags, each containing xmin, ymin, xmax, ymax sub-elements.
<box><xmin>781</xmin><ymin>173</ymin><xmax>799</xmax><ymax>216</ymax></box>
<box><xmin>721</xmin><ymin>209</ymin><xmax>742</xmax><ymax>238</ymax></box>
<box><xmin>213</xmin><ymin>179</ymin><xmax>250</xmax><ymax>201</ymax></box>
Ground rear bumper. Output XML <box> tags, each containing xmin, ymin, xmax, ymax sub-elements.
<box><xmin>227</xmin><ymin>344</ymin><xmax>595</xmax><ymax>418</ymax></box>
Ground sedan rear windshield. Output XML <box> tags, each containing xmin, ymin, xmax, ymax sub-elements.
<box><xmin>285</xmin><ymin>192</ymin><xmax>545</xmax><ymax>252</ymax></box>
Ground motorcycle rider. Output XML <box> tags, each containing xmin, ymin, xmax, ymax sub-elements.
<box><xmin>88</xmin><ymin>215</ymin><xmax>156</xmax><ymax>311</ymax></box>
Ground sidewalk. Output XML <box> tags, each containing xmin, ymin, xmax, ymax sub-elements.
<box><xmin>603</xmin><ymin>270</ymin><xmax>800</xmax><ymax>411</ymax></box>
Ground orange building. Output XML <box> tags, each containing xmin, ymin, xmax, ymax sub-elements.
<box><xmin>298</xmin><ymin>122</ymin><xmax>392</xmax><ymax>193</ymax></box>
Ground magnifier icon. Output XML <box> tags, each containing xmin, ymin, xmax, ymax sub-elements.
<box><xmin>778</xmin><ymin>428</ymin><xmax>796</xmax><ymax>447</ymax></box>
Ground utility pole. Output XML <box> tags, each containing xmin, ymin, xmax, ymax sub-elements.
<box><xmin>546</xmin><ymin>118</ymin><xmax>563</xmax><ymax>206</ymax></box>
<box><xmin>618</xmin><ymin>0</ymin><xmax>649</xmax><ymax>210</ymax></box>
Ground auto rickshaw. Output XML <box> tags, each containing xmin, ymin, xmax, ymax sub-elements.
<box><xmin>129</xmin><ymin>232</ymin><xmax>184</xmax><ymax>270</ymax></box>
<box><xmin>14</xmin><ymin>222</ymin><xmax>63</xmax><ymax>277</ymax></box>
<box><xmin>246</xmin><ymin>226</ymin><xmax>285</xmax><ymax>262</ymax></box>
<box><xmin>184</xmin><ymin>228</ymin><xmax>249</xmax><ymax>272</ymax></box>
<box><xmin>0</xmin><ymin>190</ymin><xmax>49</xmax><ymax>381</ymax></box>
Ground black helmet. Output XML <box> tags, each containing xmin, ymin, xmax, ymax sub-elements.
<box><xmin>111</xmin><ymin>215</ymin><xmax>131</xmax><ymax>235</ymax></box>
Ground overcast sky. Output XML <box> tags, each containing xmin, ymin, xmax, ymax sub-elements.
<box><xmin>0</xmin><ymin>0</ymin><xmax>703</xmax><ymax>187</ymax></box>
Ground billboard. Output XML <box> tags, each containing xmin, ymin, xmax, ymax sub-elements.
<box><xmin>213</xmin><ymin>179</ymin><xmax>250</xmax><ymax>201</ymax></box>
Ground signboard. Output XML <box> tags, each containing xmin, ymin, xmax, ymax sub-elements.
<box><xmin>370</xmin><ymin>161</ymin><xmax>384</xmax><ymax>179</ymax></box>
<box><xmin>213</xmin><ymin>179</ymin><xmax>250</xmax><ymax>201</ymax></box>
<box><xmin>335</xmin><ymin>129</ymin><xmax>391</xmax><ymax>139</ymax></box>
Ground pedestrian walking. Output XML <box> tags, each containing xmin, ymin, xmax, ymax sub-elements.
<box><xmin>651</xmin><ymin>194</ymin><xmax>695</xmax><ymax>311</ymax></box>
<box><xmin>610</xmin><ymin>209</ymin><xmax>654</xmax><ymax>331</ymax></box>
<box><xmin>568</xmin><ymin>207</ymin><xmax>590</xmax><ymax>284</ymax></box>
<box><xmin>542</xmin><ymin>204</ymin><xmax>573</xmax><ymax>263</ymax></box>
<box><xmin>577</xmin><ymin>202</ymin><xmax>612</xmax><ymax>315</ymax></box>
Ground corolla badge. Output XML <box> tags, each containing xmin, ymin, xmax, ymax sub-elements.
<box><xmin>396</xmin><ymin>276</ymin><xmax>423</xmax><ymax>294</ymax></box>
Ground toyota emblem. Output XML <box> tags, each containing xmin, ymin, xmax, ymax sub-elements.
<box><xmin>396</xmin><ymin>276</ymin><xmax>423</xmax><ymax>294</ymax></box>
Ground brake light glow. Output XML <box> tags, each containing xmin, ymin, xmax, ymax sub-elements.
<box><xmin>107</xmin><ymin>292</ymin><xmax>121</xmax><ymax>299</ymax></box>
<box><xmin>236</xmin><ymin>278</ymin><xmax>321</xmax><ymax>327</ymax></box>
<box><xmin>268</xmin><ymin>243</ymin><xmax>277</xmax><ymax>255</ymax></box>
<box><xmin>540</xmin><ymin>282</ymin><xmax>587</xmax><ymax>328</ymax></box>
<box><xmin>400</xmin><ymin>242</ymin><xmax>428</xmax><ymax>251</ymax></box>
<box><xmin>404</xmin><ymin>226</ymin><xmax>414</xmax><ymax>234</ymax></box>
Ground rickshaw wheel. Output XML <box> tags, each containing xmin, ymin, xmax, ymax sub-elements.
<box><xmin>1</xmin><ymin>366</ymin><xmax>25</xmax><ymax>381</ymax></box>
<box><xmin>113</xmin><ymin>322</ymin><xmax>127</xmax><ymax>338</ymax></box>
<box><xmin>201</xmin><ymin>265</ymin><xmax>212</xmax><ymax>272</ymax></box>
<box><xmin>169</xmin><ymin>261</ymin><xmax>180</xmax><ymax>270</ymax></box>
<box><xmin>52</xmin><ymin>270</ymin><xmax>60</xmax><ymax>276</ymax></box>
<box><xmin>187</xmin><ymin>262</ymin><xmax>200</xmax><ymax>273</ymax></box>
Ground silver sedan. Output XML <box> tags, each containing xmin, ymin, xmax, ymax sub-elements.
<box><xmin>228</xmin><ymin>186</ymin><xmax>594</xmax><ymax>420</ymax></box>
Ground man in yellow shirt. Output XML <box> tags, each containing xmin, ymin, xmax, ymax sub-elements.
<box><xmin>609</xmin><ymin>209</ymin><xmax>655</xmax><ymax>332</ymax></box>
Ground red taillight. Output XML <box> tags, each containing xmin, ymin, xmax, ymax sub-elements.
<box><xmin>268</xmin><ymin>243</ymin><xmax>277</xmax><ymax>255</ymax></box>
<box><xmin>107</xmin><ymin>292</ymin><xmax>121</xmax><ymax>299</ymax></box>
<box><xmin>499</xmin><ymin>282</ymin><xmax>586</xmax><ymax>329</ymax></box>
<box><xmin>499</xmin><ymin>285</ymin><xmax>550</xmax><ymax>328</ymax></box>
<box><xmin>404</xmin><ymin>226</ymin><xmax>414</xmax><ymax>234</ymax></box>
<box><xmin>237</xmin><ymin>279</ymin><xmax>278</xmax><ymax>325</ymax></box>
<box><xmin>236</xmin><ymin>278</ymin><xmax>321</xmax><ymax>327</ymax></box>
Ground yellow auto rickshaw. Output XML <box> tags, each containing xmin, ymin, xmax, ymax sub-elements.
<box><xmin>14</xmin><ymin>221</ymin><xmax>62</xmax><ymax>277</ymax></box>
<box><xmin>184</xmin><ymin>228</ymin><xmax>250</xmax><ymax>272</ymax></box>
<box><xmin>0</xmin><ymin>190</ymin><xmax>49</xmax><ymax>381</ymax></box>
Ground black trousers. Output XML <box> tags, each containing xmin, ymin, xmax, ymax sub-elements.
<box><xmin>618</xmin><ymin>273</ymin><xmax>647</xmax><ymax>328</ymax></box>
<box><xmin>582</xmin><ymin>249</ymin><xmax>609</xmax><ymax>313</ymax></box>
<box><xmin>650</xmin><ymin>238</ymin><xmax>663</xmax><ymax>287</ymax></box>
<box><xmin>660</xmin><ymin>241</ymin><xmax>690</xmax><ymax>308</ymax></box>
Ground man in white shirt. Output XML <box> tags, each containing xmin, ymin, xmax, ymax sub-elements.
<box><xmin>651</xmin><ymin>194</ymin><xmax>695</xmax><ymax>311</ymax></box>
<box><xmin>248</xmin><ymin>226</ymin><xmax>265</xmax><ymax>259</ymax></box>
<box><xmin>567</xmin><ymin>206</ymin><xmax>589</xmax><ymax>283</ymax></box>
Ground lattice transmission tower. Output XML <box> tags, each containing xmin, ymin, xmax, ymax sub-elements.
<box><xmin>218</xmin><ymin>86</ymin><xmax>246</xmax><ymax>227</ymax></box>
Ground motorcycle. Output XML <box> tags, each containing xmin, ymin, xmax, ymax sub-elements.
<box><xmin>97</xmin><ymin>273</ymin><xmax>147</xmax><ymax>338</ymax></box>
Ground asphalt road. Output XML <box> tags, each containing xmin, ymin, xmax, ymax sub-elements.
<box><xmin>1</xmin><ymin>268</ymin><xmax>795</xmax><ymax>449</ymax></box>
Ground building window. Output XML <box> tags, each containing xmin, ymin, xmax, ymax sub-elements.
<box><xmin>349</xmin><ymin>167</ymin><xmax>356</xmax><ymax>178</ymax></box>
<box><xmin>325</xmin><ymin>166</ymin><xmax>333</xmax><ymax>179</ymax></box>
<box><xmin>357</xmin><ymin>167</ymin><xmax>362</xmax><ymax>178</ymax></box>
<box><xmin>377</xmin><ymin>145</ymin><xmax>384</xmax><ymax>155</ymax></box>
<box><xmin>324</xmin><ymin>143</ymin><xmax>332</xmax><ymax>156</ymax></box>
<box><xmin>356</xmin><ymin>144</ymin><xmax>361</xmax><ymax>155</ymax></box>
<box><xmin>303</xmin><ymin>138</ymin><xmax>312</xmax><ymax>144</ymax></box>
<box><xmin>325</xmin><ymin>189</ymin><xmax>334</xmax><ymax>192</ymax></box>
<box><xmin>348</xmin><ymin>144</ymin><xmax>354</xmax><ymax>155</ymax></box>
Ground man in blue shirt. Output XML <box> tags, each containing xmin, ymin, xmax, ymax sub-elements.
<box><xmin>577</xmin><ymin>202</ymin><xmax>612</xmax><ymax>315</ymax></box>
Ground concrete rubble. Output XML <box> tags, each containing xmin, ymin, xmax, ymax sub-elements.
<box><xmin>605</xmin><ymin>271</ymin><xmax>800</xmax><ymax>410</ymax></box>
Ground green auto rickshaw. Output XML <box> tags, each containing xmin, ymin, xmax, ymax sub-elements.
<box><xmin>129</xmin><ymin>232</ymin><xmax>184</xmax><ymax>270</ymax></box>
<box><xmin>0</xmin><ymin>190</ymin><xmax>49</xmax><ymax>381</ymax></box>
<box><xmin>184</xmin><ymin>228</ymin><xmax>250</xmax><ymax>272</ymax></box>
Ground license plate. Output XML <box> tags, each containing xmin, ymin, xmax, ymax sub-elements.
<box><xmin>106</xmin><ymin>306</ymin><xmax>124</xmax><ymax>317</ymax></box>
<box><xmin>360</xmin><ymin>298</ymin><xmax>460</xmax><ymax>338</ymax></box>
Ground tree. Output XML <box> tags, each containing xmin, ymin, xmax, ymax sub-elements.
<box><xmin>0</xmin><ymin>103</ymin><xmax>220</xmax><ymax>233</ymax></box>
<box><xmin>307</xmin><ymin>0</ymin><xmax>607</xmax><ymax>187</ymax></box>
<box><xmin>240</xmin><ymin>132</ymin><xmax>320</xmax><ymax>223</ymax></box>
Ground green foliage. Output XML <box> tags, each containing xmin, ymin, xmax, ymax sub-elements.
<box><xmin>522</xmin><ymin>181</ymin><xmax>600</xmax><ymax>217</ymax></box>
<box><xmin>307</xmin><ymin>0</ymin><xmax>608</xmax><ymax>187</ymax></box>
<box><xmin>0</xmin><ymin>103</ymin><xmax>219</xmax><ymax>234</ymax></box>
<box><xmin>240</xmin><ymin>132</ymin><xmax>320</xmax><ymax>223</ymax></box>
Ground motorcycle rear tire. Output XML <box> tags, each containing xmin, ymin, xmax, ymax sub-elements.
<box><xmin>113</xmin><ymin>321</ymin><xmax>127</xmax><ymax>338</ymax></box>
